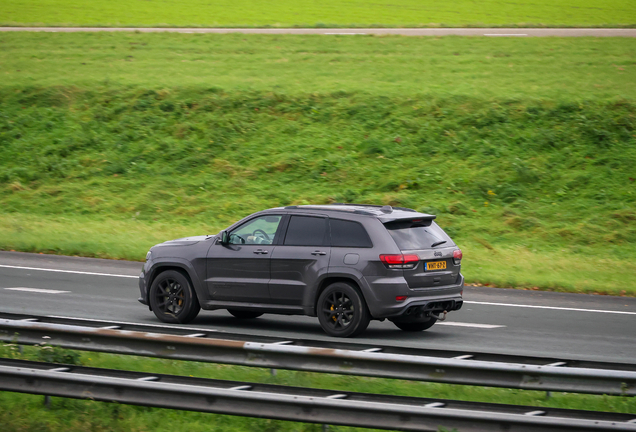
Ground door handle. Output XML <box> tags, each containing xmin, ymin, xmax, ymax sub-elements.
<box><xmin>311</xmin><ymin>250</ymin><xmax>327</xmax><ymax>256</ymax></box>
<box><xmin>254</xmin><ymin>249</ymin><xmax>268</xmax><ymax>254</ymax></box>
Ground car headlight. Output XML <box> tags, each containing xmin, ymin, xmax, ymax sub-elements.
<box><xmin>146</xmin><ymin>251</ymin><xmax>152</xmax><ymax>261</ymax></box>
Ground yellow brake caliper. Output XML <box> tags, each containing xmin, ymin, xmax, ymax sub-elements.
<box><xmin>331</xmin><ymin>304</ymin><xmax>336</xmax><ymax>321</ymax></box>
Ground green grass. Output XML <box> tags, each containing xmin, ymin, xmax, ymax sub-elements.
<box><xmin>1</xmin><ymin>343</ymin><xmax>634</xmax><ymax>432</ymax></box>
<box><xmin>1</xmin><ymin>34</ymin><xmax>635</xmax><ymax>295</ymax></box>
<box><xmin>1</xmin><ymin>33</ymin><xmax>635</xmax><ymax>100</ymax></box>
<box><xmin>1</xmin><ymin>0</ymin><xmax>635</xmax><ymax>28</ymax></box>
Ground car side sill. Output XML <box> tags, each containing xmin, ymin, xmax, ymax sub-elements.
<box><xmin>202</xmin><ymin>300</ymin><xmax>304</xmax><ymax>315</ymax></box>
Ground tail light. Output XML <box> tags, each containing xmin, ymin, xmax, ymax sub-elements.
<box><xmin>453</xmin><ymin>249</ymin><xmax>463</xmax><ymax>265</ymax></box>
<box><xmin>380</xmin><ymin>254</ymin><xmax>419</xmax><ymax>269</ymax></box>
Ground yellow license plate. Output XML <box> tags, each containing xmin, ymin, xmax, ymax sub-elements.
<box><xmin>426</xmin><ymin>261</ymin><xmax>446</xmax><ymax>271</ymax></box>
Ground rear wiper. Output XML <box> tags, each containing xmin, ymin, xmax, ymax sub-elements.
<box><xmin>431</xmin><ymin>240</ymin><xmax>447</xmax><ymax>248</ymax></box>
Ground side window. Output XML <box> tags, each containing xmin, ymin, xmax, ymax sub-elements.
<box><xmin>330</xmin><ymin>219</ymin><xmax>373</xmax><ymax>248</ymax></box>
<box><xmin>229</xmin><ymin>215</ymin><xmax>282</xmax><ymax>245</ymax></box>
<box><xmin>284</xmin><ymin>216</ymin><xmax>328</xmax><ymax>246</ymax></box>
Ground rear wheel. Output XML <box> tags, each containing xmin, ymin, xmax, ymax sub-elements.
<box><xmin>391</xmin><ymin>316</ymin><xmax>437</xmax><ymax>332</ymax></box>
<box><xmin>317</xmin><ymin>282</ymin><xmax>370</xmax><ymax>337</ymax></box>
<box><xmin>228</xmin><ymin>309</ymin><xmax>263</xmax><ymax>319</ymax></box>
<box><xmin>149</xmin><ymin>270</ymin><xmax>200</xmax><ymax>324</ymax></box>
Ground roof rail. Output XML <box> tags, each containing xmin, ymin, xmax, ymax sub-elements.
<box><xmin>283</xmin><ymin>205</ymin><xmax>375</xmax><ymax>216</ymax></box>
<box><xmin>333</xmin><ymin>203</ymin><xmax>417</xmax><ymax>213</ymax></box>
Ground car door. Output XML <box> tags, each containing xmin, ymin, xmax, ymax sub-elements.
<box><xmin>269</xmin><ymin>214</ymin><xmax>330</xmax><ymax>306</ymax></box>
<box><xmin>206</xmin><ymin>214</ymin><xmax>283</xmax><ymax>303</ymax></box>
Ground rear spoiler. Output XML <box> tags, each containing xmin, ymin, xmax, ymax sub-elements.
<box><xmin>379</xmin><ymin>214</ymin><xmax>436</xmax><ymax>225</ymax></box>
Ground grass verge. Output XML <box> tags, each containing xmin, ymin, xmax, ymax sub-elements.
<box><xmin>1</xmin><ymin>214</ymin><xmax>634</xmax><ymax>296</ymax></box>
<box><xmin>0</xmin><ymin>0</ymin><xmax>635</xmax><ymax>28</ymax></box>
<box><xmin>1</xmin><ymin>343</ymin><xmax>634</xmax><ymax>432</ymax></box>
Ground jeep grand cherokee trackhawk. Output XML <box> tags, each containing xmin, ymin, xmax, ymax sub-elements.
<box><xmin>138</xmin><ymin>204</ymin><xmax>464</xmax><ymax>337</ymax></box>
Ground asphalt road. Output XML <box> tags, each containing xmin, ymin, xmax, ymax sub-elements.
<box><xmin>1</xmin><ymin>250</ymin><xmax>635</xmax><ymax>363</ymax></box>
<box><xmin>1</xmin><ymin>27</ymin><xmax>635</xmax><ymax>37</ymax></box>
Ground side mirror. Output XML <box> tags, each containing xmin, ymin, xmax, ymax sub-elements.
<box><xmin>219</xmin><ymin>230</ymin><xmax>229</xmax><ymax>245</ymax></box>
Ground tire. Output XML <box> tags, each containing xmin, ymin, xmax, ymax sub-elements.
<box><xmin>149</xmin><ymin>270</ymin><xmax>200</xmax><ymax>324</ymax></box>
<box><xmin>317</xmin><ymin>282</ymin><xmax>370</xmax><ymax>338</ymax></box>
<box><xmin>391</xmin><ymin>317</ymin><xmax>437</xmax><ymax>332</ymax></box>
<box><xmin>228</xmin><ymin>309</ymin><xmax>263</xmax><ymax>319</ymax></box>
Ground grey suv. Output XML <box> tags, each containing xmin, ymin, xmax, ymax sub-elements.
<box><xmin>138</xmin><ymin>204</ymin><xmax>464</xmax><ymax>337</ymax></box>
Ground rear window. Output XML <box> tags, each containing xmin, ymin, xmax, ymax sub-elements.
<box><xmin>385</xmin><ymin>221</ymin><xmax>455</xmax><ymax>250</ymax></box>
<box><xmin>330</xmin><ymin>219</ymin><xmax>373</xmax><ymax>248</ymax></box>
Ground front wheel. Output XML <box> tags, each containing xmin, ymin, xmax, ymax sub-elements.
<box><xmin>317</xmin><ymin>282</ymin><xmax>370</xmax><ymax>337</ymax></box>
<box><xmin>390</xmin><ymin>316</ymin><xmax>437</xmax><ymax>332</ymax></box>
<box><xmin>149</xmin><ymin>270</ymin><xmax>200</xmax><ymax>324</ymax></box>
<box><xmin>228</xmin><ymin>309</ymin><xmax>263</xmax><ymax>319</ymax></box>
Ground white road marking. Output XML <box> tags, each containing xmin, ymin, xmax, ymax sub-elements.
<box><xmin>324</xmin><ymin>32</ymin><xmax>366</xmax><ymax>35</ymax></box>
<box><xmin>5</xmin><ymin>287</ymin><xmax>70</xmax><ymax>294</ymax></box>
<box><xmin>0</xmin><ymin>264</ymin><xmax>137</xmax><ymax>278</ymax></box>
<box><xmin>484</xmin><ymin>34</ymin><xmax>528</xmax><ymax>36</ymax></box>
<box><xmin>437</xmin><ymin>321</ymin><xmax>505</xmax><ymax>329</ymax></box>
<box><xmin>465</xmin><ymin>301</ymin><xmax>636</xmax><ymax>315</ymax></box>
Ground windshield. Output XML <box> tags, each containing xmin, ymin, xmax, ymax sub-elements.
<box><xmin>385</xmin><ymin>221</ymin><xmax>455</xmax><ymax>250</ymax></box>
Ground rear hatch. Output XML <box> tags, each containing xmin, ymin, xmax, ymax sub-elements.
<box><xmin>384</xmin><ymin>219</ymin><xmax>460</xmax><ymax>289</ymax></box>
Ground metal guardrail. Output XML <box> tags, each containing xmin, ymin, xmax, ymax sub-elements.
<box><xmin>1</xmin><ymin>316</ymin><xmax>635</xmax><ymax>396</ymax></box>
<box><xmin>1</xmin><ymin>358</ymin><xmax>635</xmax><ymax>432</ymax></box>
<box><xmin>2</xmin><ymin>311</ymin><xmax>632</xmax><ymax>373</ymax></box>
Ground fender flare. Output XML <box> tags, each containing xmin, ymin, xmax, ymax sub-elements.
<box><xmin>145</xmin><ymin>258</ymin><xmax>205</xmax><ymax>304</ymax></box>
<box><xmin>305</xmin><ymin>268</ymin><xmax>378</xmax><ymax>316</ymax></box>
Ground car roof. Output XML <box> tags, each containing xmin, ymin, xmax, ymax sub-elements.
<box><xmin>268</xmin><ymin>204</ymin><xmax>436</xmax><ymax>223</ymax></box>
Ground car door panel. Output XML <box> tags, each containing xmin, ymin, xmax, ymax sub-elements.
<box><xmin>270</xmin><ymin>246</ymin><xmax>330</xmax><ymax>305</ymax></box>
<box><xmin>269</xmin><ymin>215</ymin><xmax>330</xmax><ymax>306</ymax></box>
<box><xmin>205</xmin><ymin>214</ymin><xmax>283</xmax><ymax>303</ymax></box>
<box><xmin>205</xmin><ymin>244</ymin><xmax>275</xmax><ymax>302</ymax></box>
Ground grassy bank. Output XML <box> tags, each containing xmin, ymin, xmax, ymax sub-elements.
<box><xmin>1</xmin><ymin>0</ymin><xmax>635</xmax><ymax>28</ymax></box>
<box><xmin>1</xmin><ymin>343</ymin><xmax>634</xmax><ymax>432</ymax></box>
<box><xmin>1</xmin><ymin>86</ymin><xmax>635</xmax><ymax>295</ymax></box>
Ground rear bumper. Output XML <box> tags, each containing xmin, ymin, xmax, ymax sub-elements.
<box><xmin>365</xmin><ymin>273</ymin><xmax>464</xmax><ymax>319</ymax></box>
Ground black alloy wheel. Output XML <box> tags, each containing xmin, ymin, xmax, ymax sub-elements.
<box><xmin>317</xmin><ymin>282</ymin><xmax>370</xmax><ymax>337</ymax></box>
<box><xmin>149</xmin><ymin>270</ymin><xmax>200</xmax><ymax>324</ymax></box>
<box><xmin>228</xmin><ymin>309</ymin><xmax>264</xmax><ymax>319</ymax></box>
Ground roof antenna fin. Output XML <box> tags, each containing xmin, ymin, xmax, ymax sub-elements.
<box><xmin>380</xmin><ymin>205</ymin><xmax>393</xmax><ymax>214</ymax></box>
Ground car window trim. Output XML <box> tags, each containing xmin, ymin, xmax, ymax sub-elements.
<box><xmin>328</xmin><ymin>217</ymin><xmax>374</xmax><ymax>248</ymax></box>
<box><xmin>281</xmin><ymin>214</ymin><xmax>329</xmax><ymax>247</ymax></box>
<box><xmin>226</xmin><ymin>213</ymin><xmax>286</xmax><ymax>246</ymax></box>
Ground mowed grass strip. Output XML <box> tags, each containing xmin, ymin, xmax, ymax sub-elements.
<box><xmin>0</xmin><ymin>0</ymin><xmax>635</xmax><ymax>28</ymax></box>
<box><xmin>0</xmin><ymin>344</ymin><xmax>634</xmax><ymax>432</ymax></box>
<box><xmin>1</xmin><ymin>33</ymin><xmax>635</xmax><ymax>100</ymax></box>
